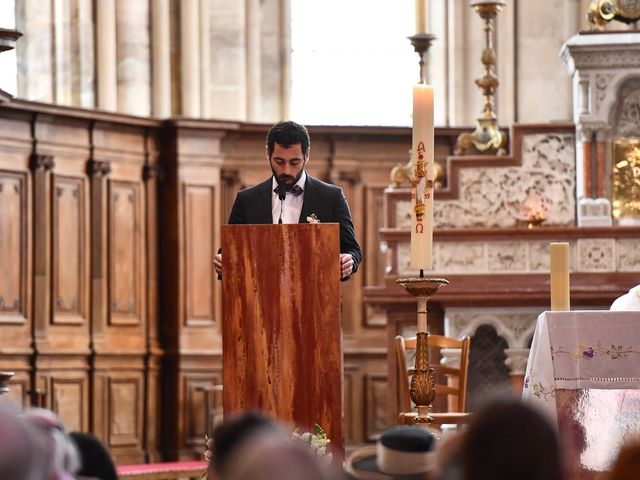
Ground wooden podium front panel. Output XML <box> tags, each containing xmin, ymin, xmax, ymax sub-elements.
<box><xmin>222</xmin><ymin>224</ymin><xmax>343</xmax><ymax>453</ymax></box>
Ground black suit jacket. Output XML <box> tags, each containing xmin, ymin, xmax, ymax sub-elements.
<box><xmin>227</xmin><ymin>175</ymin><xmax>362</xmax><ymax>274</ymax></box>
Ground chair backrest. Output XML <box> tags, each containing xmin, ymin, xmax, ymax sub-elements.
<box><xmin>395</xmin><ymin>334</ymin><xmax>471</xmax><ymax>415</ymax></box>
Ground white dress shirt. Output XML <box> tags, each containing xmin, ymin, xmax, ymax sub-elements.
<box><xmin>271</xmin><ymin>171</ymin><xmax>306</xmax><ymax>224</ymax></box>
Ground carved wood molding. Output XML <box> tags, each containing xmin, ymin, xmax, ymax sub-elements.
<box><xmin>29</xmin><ymin>153</ymin><xmax>55</xmax><ymax>171</ymax></box>
<box><xmin>220</xmin><ymin>169</ymin><xmax>240</xmax><ymax>186</ymax></box>
<box><xmin>338</xmin><ymin>170</ymin><xmax>362</xmax><ymax>185</ymax></box>
<box><xmin>142</xmin><ymin>164</ymin><xmax>163</xmax><ymax>182</ymax></box>
<box><xmin>87</xmin><ymin>160</ymin><xmax>111</xmax><ymax>177</ymax></box>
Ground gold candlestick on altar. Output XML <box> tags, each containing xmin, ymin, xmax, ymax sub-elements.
<box><xmin>455</xmin><ymin>0</ymin><xmax>506</xmax><ymax>155</ymax></box>
<box><xmin>396</xmin><ymin>277</ymin><xmax>449</xmax><ymax>424</ymax></box>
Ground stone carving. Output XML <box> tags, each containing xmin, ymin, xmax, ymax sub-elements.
<box><xmin>487</xmin><ymin>242</ymin><xmax>527</xmax><ymax>272</ymax></box>
<box><xmin>616</xmin><ymin>238</ymin><xmax>640</xmax><ymax>271</ymax></box>
<box><xmin>434</xmin><ymin>133</ymin><xmax>575</xmax><ymax>228</ymax></box>
<box><xmin>395</xmin><ymin>200</ymin><xmax>412</xmax><ymax>229</ymax></box>
<box><xmin>504</xmin><ymin>348</ymin><xmax>531</xmax><ymax>376</ymax></box>
<box><xmin>613</xmin><ymin>79</ymin><xmax>640</xmax><ymax>139</ymax></box>
<box><xmin>571</xmin><ymin>51</ymin><xmax>640</xmax><ymax>69</ymax></box>
<box><xmin>577</xmin><ymin>238</ymin><xmax>616</xmax><ymax>271</ymax></box>
<box><xmin>437</xmin><ymin>242</ymin><xmax>486</xmax><ymax>273</ymax></box>
<box><xmin>446</xmin><ymin>309</ymin><xmax>538</xmax><ymax>349</ymax></box>
<box><xmin>595</xmin><ymin>73</ymin><xmax>615</xmax><ymax>112</ymax></box>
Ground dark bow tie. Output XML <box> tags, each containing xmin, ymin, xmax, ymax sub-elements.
<box><xmin>274</xmin><ymin>184</ymin><xmax>304</xmax><ymax>196</ymax></box>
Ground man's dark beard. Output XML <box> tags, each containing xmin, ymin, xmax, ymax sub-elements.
<box><xmin>272</xmin><ymin>168</ymin><xmax>304</xmax><ymax>186</ymax></box>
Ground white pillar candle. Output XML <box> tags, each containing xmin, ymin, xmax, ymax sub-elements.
<box><xmin>550</xmin><ymin>242</ymin><xmax>570</xmax><ymax>311</ymax></box>
<box><xmin>415</xmin><ymin>0</ymin><xmax>427</xmax><ymax>34</ymax></box>
<box><xmin>410</xmin><ymin>84</ymin><xmax>435</xmax><ymax>270</ymax></box>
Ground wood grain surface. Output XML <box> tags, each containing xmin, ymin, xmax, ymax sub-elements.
<box><xmin>222</xmin><ymin>224</ymin><xmax>343</xmax><ymax>454</ymax></box>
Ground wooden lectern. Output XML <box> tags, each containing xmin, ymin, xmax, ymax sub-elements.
<box><xmin>221</xmin><ymin>224</ymin><xmax>343</xmax><ymax>453</ymax></box>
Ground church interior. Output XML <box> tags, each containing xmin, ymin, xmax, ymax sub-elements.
<box><xmin>1</xmin><ymin>0</ymin><xmax>639</xmax><ymax>479</ymax></box>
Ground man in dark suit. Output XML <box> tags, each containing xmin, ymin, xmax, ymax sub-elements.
<box><xmin>213</xmin><ymin>121</ymin><xmax>362</xmax><ymax>280</ymax></box>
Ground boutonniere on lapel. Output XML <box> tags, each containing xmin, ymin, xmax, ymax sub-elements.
<box><xmin>306</xmin><ymin>213</ymin><xmax>320</xmax><ymax>224</ymax></box>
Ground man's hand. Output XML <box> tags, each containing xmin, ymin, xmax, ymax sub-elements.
<box><xmin>213</xmin><ymin>253</ymin><xmax>222</xmax><ymax>277</ymax></box>
<box><xmin>340</xmin><ymin>253</ymin><xmax>354</xmax><ymax>279</ymax></box>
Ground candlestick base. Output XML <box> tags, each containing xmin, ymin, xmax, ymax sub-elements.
<box><xmin>396</xmin><ymin>277</ymin><xmax>449</xmax><ymax>424</ymax></box>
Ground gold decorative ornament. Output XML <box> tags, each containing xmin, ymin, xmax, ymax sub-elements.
<box><xmin>396</xmin><ymin>277</ymin><xmax>449</xmax><ymax>424</ymax></box>
<box><xmin>455</xmin><ymin>0</ymin><xmax>507</xmax><ymax>156</ymax></box>
<box><xmin>588</xmin><ymin>0</ymin><xmax>640</xmax><ymax>28</ymax></box>
<box><xmin>612</xmin><ymin>141</ymin><xmax>640</xmax><ymax>221</ymax></box>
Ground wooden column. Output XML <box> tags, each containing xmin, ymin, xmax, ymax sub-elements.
<box><xmin>30</xmin><ymin>153</ymin><xmax>55</xmax><ymax>350</ymax></box>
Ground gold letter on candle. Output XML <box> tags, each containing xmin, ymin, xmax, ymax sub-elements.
<box><xmin>550</xmin><ymin>242</ymin><xmax>570</xmax><ymax>311</ymax></box>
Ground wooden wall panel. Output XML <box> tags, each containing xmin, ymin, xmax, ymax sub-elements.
<box><xmin>183</xmin><ymin>184</ymin><xmax>215</xmax><ymax>327</ymax></box>
<box><xmin>108</xmin><ymin>378</ymin><xmax>141</xmax><ymax>447</ymax></box>
<box><xmin>52</xmin><ymin>175</ymin><xmax>88</xmax><ymax>325</ymax></box>
<box><xmin>182</xmin><ymin>371</ymin><xmax>222</xmax><ymax>446</ymax></box>
<box><xmin>109</xmin><ymin>180</ymin><xmax>143</xmax><ymax>326</ymax></box>
<box><xmin>0</xmin><ymin>171</ymin><xmax>28</xmax><ymax>326</ymax></box>
<box><xmin>35</xmin><ymin>361</ymin><xmax>90</xmax><ymax>431</ymax></box>
<box><xmin>365</xmin><ymin>374</ymin><xmax>389</xmax><ymax>442</ymax></box>
<box><xmin>52</xmin><ymin>378</ymin><xmax>85</xmax><ymax>431</ymax></box>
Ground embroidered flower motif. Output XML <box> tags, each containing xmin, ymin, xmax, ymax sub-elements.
<box><xmin>307</xmin><ymin>213</ymin><xmax>320</xmax><ymax>224</ymax></box>
<box><xmin>582</xmin><ymin>346</ymin><xmax>595</xmax><ymax>359</ymax></box>
<box><xmin>532</xmin><ymin>382</ymin><xmax>555</xmax><ymax>401</ymax></box>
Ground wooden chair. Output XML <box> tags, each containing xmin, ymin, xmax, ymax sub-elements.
<box><xmin>395</xmin><ymin>334</ymin><xmax>472</xmax><ymax>428</ymax></box>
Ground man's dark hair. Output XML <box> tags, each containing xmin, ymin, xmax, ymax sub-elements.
<box><xmin>211</xmin><ymin>411</ymin><xmax>284</xmax><ymax>476</ymax></box>
<box><xmin>266</xmin><ymin>121</ymin><xmax>310</xmax><ymax>158</ymax></box>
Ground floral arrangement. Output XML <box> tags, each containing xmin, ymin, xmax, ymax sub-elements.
<box><xmin>292</xmin><ymin>423</ymin><xmax>332</xmax><ymax>461</ymax></box>
<box><xmin>202</xmin><ymin>423</ymin><xmax>331</xmax><ymax>477</ymax></box>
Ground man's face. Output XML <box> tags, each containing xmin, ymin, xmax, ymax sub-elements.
<box><xmin>269</xmin><ymin>143</ymin><xmax>308</xmax><ymax>186</ymax></box>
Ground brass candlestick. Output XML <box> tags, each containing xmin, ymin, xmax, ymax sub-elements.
<box><xmin>407</xmin><ymin>33</ymin><xmax>437</xmax><ymax>84</ymax></box>
<box><xmin>0</xmin><ymin>28</ymin><xmax>22</xmax><ymax>53</ymax></box>
<box><xmin>389</xmin><ymin>32</ymin><xmax>437</xmax><ymax>188</ymax></box>
<box><xmin>455</xmin><ymin>0</ymin><xmax>506</xmax><ymax>155</ymax></box>
<box><xmin>396</xmin><ymin>277</ymin><xmax>449</xmax><ymax>423</ymax></box>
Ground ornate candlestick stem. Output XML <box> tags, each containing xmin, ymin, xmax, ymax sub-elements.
<box><xmin>455</xmin><ymin>0</ymin><xmax>506</xmax><ymax>155</ymax></box>
<box><xmin>407</xmin><ymin>33</ymin><xmax>436</xmax><ymax>85</ymax></box>
<box><xmin>396</xmin><ymin>277</ymin><xmax>449</xmax><ymax>424</ymax></box>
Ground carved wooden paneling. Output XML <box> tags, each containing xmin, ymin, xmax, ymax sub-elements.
<box><xmin>52</xmin><ymin>175</ymin><xmax>87</xmax><ymax>325</ymax></box>
<box><xmin>343</xmin><ymin>367</ymin><xmax>357</xmax><ymax>444</ymax></box>
<box><xmin>35</xmin><ymin>366</ymin><xmax>89</xmax><ymax>430</ymax></box>
<box><xmin>183</xmin><ymin>371</ymin><xmax>223</xmax><ymax>446</ymax></box>
<box><xmin>365</xmin><ymin>374</ymin><xmax>388</xmax><ymax>442</ymax></box>
<box><xmin>0</xmin><ymin>171</ymin><xmax>28</xmax><ymax>324</ymax></box>
<box><xmin>108</xmin><ymin>180</ymin><xmax>143</xmax><ymax>326</ymax></box>
<box><xmin>108</xmin><ymin>377</ymin><xmax>141</xmax><ymax>448</ymax></box>
<box><xmin>183</xmin><ymin>184</ymin><xmax>216</xmax><ymax>327</ymax></box>
<box><xmin>52</xmin><ymin>378</ymin><xmax>85</xmax><ymax>431</ymax></box>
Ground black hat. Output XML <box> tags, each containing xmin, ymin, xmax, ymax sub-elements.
<box><xmin>345</xmin><ymin>426</ymin><xmax>436</xmax><ymax>479</ymax></box>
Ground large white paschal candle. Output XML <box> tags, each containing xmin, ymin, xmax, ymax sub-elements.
<box><xmin>410</xmin><ymin>84</ymin><xmax>435</xmax><ymax>270</ymax></box>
